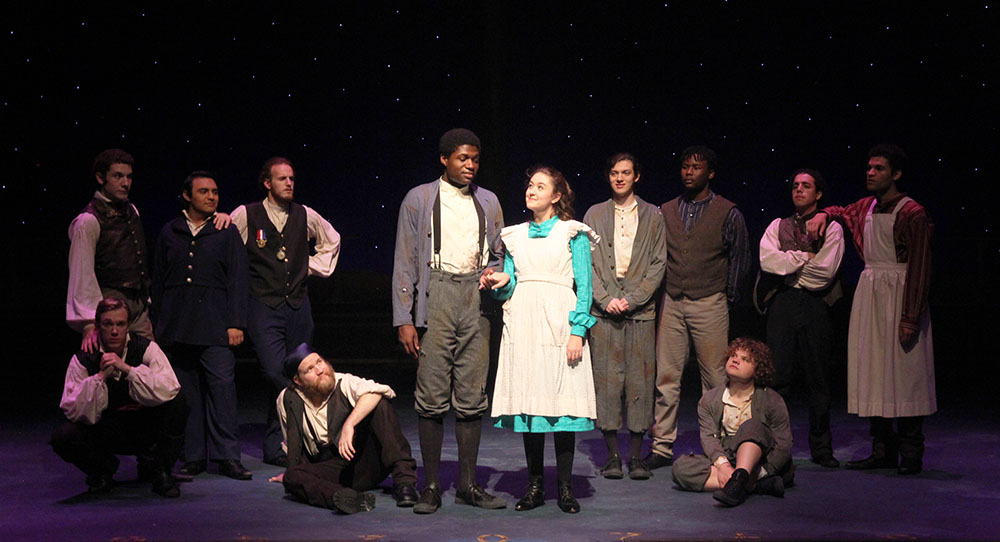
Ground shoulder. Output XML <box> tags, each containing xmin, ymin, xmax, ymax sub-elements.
<box><xmin>660</xmin><ymin>196</ymin><xmax>681</xmax><ymax>210</ymax></box>
<box><xmin>404</xmin><ymin>180</ymin><xmax>439</xmax><ymax>201</ymax></box>
<box><xmin>471</xmin><ymin>183</ymin><xmax>499</xmax><ymax>203</ymax></box>
<box><xmin>70</xmin><ymin>211</ymin><xmax>100</xmax><ymax>234</ymax></box>
<box><xmin>712</xmin><ymin>194</ymin><xmax>737</xmax><ymax>209</ymax></box>
<box><xmin>583</xmin><ymin>200</ymin><xmax>611</xmax><ymax>221</ymax></box>
<box><xmin>766</xmin><ymin>217</ymin><xmax>782</xmax><ymax>231</ymax></box>
<box><xmin>899</xmin><ymin>198</ymin><xmax>929</xmax><ymax>219</ymax></box>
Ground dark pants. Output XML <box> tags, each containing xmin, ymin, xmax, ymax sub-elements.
<box><xmin>767</xmin><ymin>288</ymin><xmax>834</xmax><ymax>459</ymax></box>
<box><xmin>870</xmin><ymin>415</ymin><xmax>925</xmax><ymax>464</ymax></box>
<box><xmin>169</xmin><ymin>344</ymin><xmax>240</xmax><ymax>462</ymax></box>
<box><xmin>50</xmin><ymin>396</ymin><xmax>189</xmax><ymax>481</ymax></box>
<box><xmin>248</xmin><ymin>296</ymin><xmax>315</xmax><ymax>462</ymax></box>
<box><xmin>283</xmin><ymin>394</ymin><xmax>417</xmax><ymax>509</ymax></box>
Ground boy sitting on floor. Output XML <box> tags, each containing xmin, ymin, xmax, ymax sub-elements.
<box><xmin>671</xmin><ymin>337</ymin><xmax>795</xmax><ymax>506</ymax></box>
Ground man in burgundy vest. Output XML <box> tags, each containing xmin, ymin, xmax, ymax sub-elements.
<box><xmin>647</xmin><ymin>146</ymin><xmax>751</xmax><ymax>470</ymax></box>
<box><xmin>231</xmin><ymin>157</ymin><xmax>341</xmax><ymax>466</ymax></box>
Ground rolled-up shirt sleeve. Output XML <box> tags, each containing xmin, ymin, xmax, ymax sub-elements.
<box><xmin>339</xmin><ymin>373</ymin><xmax>395</xmax><ymax>407</ymax></box>
<box><xmin>305</xmin><ymin>205</ymin><xmax>341</xmax><ymax>278</ymax></box>
<box><xmin>127</xmin><ymin>341</ymin><xmax>181</xmax><ymax>406</ymax></box>
<box><xmin>60</xmin><ymin>355</ymin><xmax>109</xmax><ymax>425</ymax></box>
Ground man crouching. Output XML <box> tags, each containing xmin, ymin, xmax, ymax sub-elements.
<box><xmin>51</xmin><ymin>297</ymin><xmax>188</xmax><ymax>498</ymax></box>
<box><xmin>270</xmin><ymin>344</ymin><xmax>418</xmax><ymax>514</ymax></box>
<box><xmin>671</xmin><ymin>338</ymin><xmax>794</xmax><ymax>506</ymax></box>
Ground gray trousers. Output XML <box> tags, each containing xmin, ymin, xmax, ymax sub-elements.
<box><xmin>414</xmin><ymin>270</ymin><xmax>489</xmax><ymax>419</ymax></box>
<box><xmin>671</xmin><ymin>418</ymin><xmax>788</xmax><ymax>491</ymax></box>
<box><xmin>590</xmin><ymin>317</ymin><xmax>655</xmax><ymax>433</ymax></box>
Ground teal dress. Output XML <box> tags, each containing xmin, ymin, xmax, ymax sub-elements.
<box><xmin>490</xmin><ymin>217</ymin><xmax>598</xmax><ymax>432</ymax></box>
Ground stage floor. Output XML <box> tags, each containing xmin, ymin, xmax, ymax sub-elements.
<box><xmin>5</xmin><ymin>360</ymin><xmax>999</xmax><ymax>542</ymax></box>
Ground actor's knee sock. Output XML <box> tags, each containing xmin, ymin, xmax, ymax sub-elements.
<box><xmin>417</xmin><ymin>416</ymin><xmax>444</xmax><ymax>485</ymax></box>
<box><xmin>602</xmin><ymin>430</ymin><xmax>618</xmax><ymax>456</ymax></box>
<box><xmin>628</xmin><ymin>431</ymin><xmax>644</xmax><ymax>458</ymax></box>
<box><xmin>522</xmin><ymin>433</ymin><xmax>545</xmax><ymax>479</ymax></box>
<box><xmin>554</xmin><ymin>432</ymin><xmax>575</xmax><ymax>484</ymax></box>
<box><xmin>455</xmin><ymin>417</ymin><xmax>482</xmax><ymax>489</ymax></box>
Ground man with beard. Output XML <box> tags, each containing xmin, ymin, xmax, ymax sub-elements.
<box><xmin>270</xmin><ymin>344</ymin><xmax>418</xmax><ymax>514</ymax></box>
<box><xmin>231</xmin><ymin>157</ymin><xmax>341</xmax><ymax>467</ymax></box>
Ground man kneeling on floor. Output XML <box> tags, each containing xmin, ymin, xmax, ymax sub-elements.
<box><xmin>50</xmin><ymin>297</ymin><xmax>188</xmax><ymax>498</ymax></box>
<box><xmin>671</xmin><ymin>337</ymin><xmax>794</xmax><ymax>506</ymax></box>
<box><xmin>269</xmin><ymin>343</ymin><xmax>419</xmax><ymax>514</ymax></box>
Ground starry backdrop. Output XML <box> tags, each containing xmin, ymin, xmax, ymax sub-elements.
<box><xmin>2</xmin><ymin>2</ymin><xmax>997</xmax><ymax>407</ymax></box>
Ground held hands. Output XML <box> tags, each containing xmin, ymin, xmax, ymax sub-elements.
<box><xmin>479</xmin><ymin>268</ymin><xmax>510</xmax><ymax>291</ymax></box>
<box><xmin>212</xmin><ymin>212</ymin><xmax>232</xmax><ymax>230</ymax></box>
<box><xmin>566</xmin><ymin>335</ymin><xmax>584</xmax><ymax>366</ymax></box>
<box><xmin>227</xmin><ymin>328</ymin><xmax>244</xmax><ymax>347</ymax></box>
<box><xmin>805</xmin><ymin>213</ymin><xmax>828</xmax><ymax>240</ymax></box>
<box><xmin>398</xmin><ymin>324</ymin><xmax>420</xmax><ymax>359</ymax></box>
<box><xmin>338</xmin><ymin>424</ymin><xmax>356</xmax><ymax>461</ymax></box>
<box><xmin>605</xmin><ymin>298</ymin><xmax>630</xmax><ymax>315</ymax></box>
<box><xmin>81</xmin><ymin>325</ymin><xmax>99</xmax><ymax>354</ymax></box>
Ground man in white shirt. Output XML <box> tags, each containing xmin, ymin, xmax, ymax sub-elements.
<box><xmin>758</xmin><ymin>169</ymin><xmax>844</xmax><ymax>468</ymax></box>
<box><xmin>230</xmin><ymin>157</ymin><xmax>341</xmax><ymax>467</ymax></box>
<box><xmin>50</xmin><ymin>297</ymin><xmax>188</xmax><ymax>497</ymax></box>
<box><xmin>269</xmin><ymin>344</ymin><xmax>418</xmax><ymax>514</ymax></box>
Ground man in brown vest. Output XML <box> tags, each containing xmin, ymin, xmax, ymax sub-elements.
<box><xmin>646</xmin><ymin>146</ymin><xmax>751</xmax><ymax>470</ymax></box>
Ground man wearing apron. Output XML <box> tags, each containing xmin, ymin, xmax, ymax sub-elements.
<box><xmin>808</xmin><ymin>144</ymin><xmax>935</xmax><ymax>475</ymax></box>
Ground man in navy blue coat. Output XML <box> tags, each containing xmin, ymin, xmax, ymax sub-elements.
<box><xmin>152</xmin><ymin>171</ymin><xmax>252</xmax><ymax>480</ymax></box>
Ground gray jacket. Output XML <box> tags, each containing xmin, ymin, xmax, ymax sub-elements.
<box><xmin>583</xmin><ymin>195</ymin><xmax>667</xmax><ymax>321</ymax></box>
<box><xmin>698</xmin><ymin>384</ymin><xmax>793</xmax><ymax>476</ymax></box>
<box><xmin>391</xmin><ymin>179</ymin><xmax>504</xmax><ymax>328</ymax></box>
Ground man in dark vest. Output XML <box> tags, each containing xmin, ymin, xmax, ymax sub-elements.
<box><xmin>67</xmin><ymin>149</ymin><xmax>230</xmax><ymax>355</ymax></box>
<box><xmin>758</xmin><ymin>169</ymin><xmax>844</xmax><ymax>468</ymax></box>
<box><xmin>50</xmin><ymin>297</ymin><xmax>188</xmax><ymax>497</ymax></box>
<box><xmin>647</xmin><ymin>146</ymin><xmax>751</xmax><ymax>470</ymax></box>
<box><xmin>153</xmin><ymin>171</ymin><xmax>252</xmax><ymax>481</ymax></box>
<box><xmin>231</xmin><ymin>156</ymin><xmax>341</xmax><ymax>466</ymax></box>
<box><xmin>269</xmin><ymin>344</ymin><xmax>418</xmax><ymax>514</ymax></box>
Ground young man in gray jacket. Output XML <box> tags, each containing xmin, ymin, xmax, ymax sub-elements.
<box><xmin>583</xmin><ymin>153</ymin><xmax>666</xmax><ymax>480</ymax></box>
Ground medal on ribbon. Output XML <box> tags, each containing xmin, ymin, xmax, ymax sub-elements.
<box><xmin>256</xmin><ymin>229</ymin><xmax>267</xmax><ymax>248</ymax></box>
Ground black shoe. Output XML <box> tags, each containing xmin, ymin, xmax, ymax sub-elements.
<box><xmin>393</xmin><ymin>482</ymin><xmax>418</xmax><ymax>507</ymax></box>
<box><xmin>898</xmin><ymin>459</ymin><xmax>922</xmax><ymax>475</ymax></box>
<box><xmin>218</xmin><ymin>460</ymin><xmax>253</xmax><ymax>480</ymax></box>
<box><xmin>455</xmin><ymin>483</ymin><xmax>506</xmax><ymax>509</ymax></box>
<box><xmin>413</xmin><ymin>483</ymin><xmax>442</xmax><ymax>514</ymax></box>
<box><xmin>753</xmin><ymin>475</ymin><xmax>785</xmax><ymax>498</ymax></box>
<box><xmin>643</xmin><ymin>452</ymin><xmax>672</xmax><ymax>470</ymax></box>
<box><xmin>150</xmin><ymin>470</ymin><xmax>180</xmax><ymax>498</ymax></box>
<box><xmin>845</xmin><ymin>453</ymin><xmax>897</xmax><ymax>470</ymax></box>
<box><xmin>175</xmin><ymin>460</ymin><xmax>207</xmax><ymax>482</ymax></box>
<box><xmin>556</xmin><ymin>481</ymin><xmax>580</xmax><ymax>514</ymax></box>
<box><xmin>628</xmin><ymin>456</ymin><xmax>652</xmax><ymax>480</ymax></box>
<box><xmin>515</xmin><ymin>477</ymin><xmax>544</xmax><ymax>511</ymax></box>
<box><xmin>600</xmin><ymin>454</ymin><xmax>624</xmax><ymax>479</ymax></box>
<box><xmin>85</xmin><ymin>474</ymin><xmax>115</xmax><ymax>494</ymax></box>
<box><xmin>332</xmin><ymin>488</ymin><xmax>375</xmax><ymax>514</ymax></box>
<box><xmin>263</xmin><ymin>454</ymin><xmax>288</xmax><ymax>468</ymax></box>
<box><xmin>713</xmin><ymin>468</ymin><xmax>750</xmax><ymax>507</ymax></box>
<box><xmin>811</xmin><ymin>455</ymin><xmax>840</xmax><ymax>469</ymax></box>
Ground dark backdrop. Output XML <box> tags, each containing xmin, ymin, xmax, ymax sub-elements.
<box><xmin>2</xmin><ymin>2</ymin><xmax>996</xmax><ymax>411</ymax></box>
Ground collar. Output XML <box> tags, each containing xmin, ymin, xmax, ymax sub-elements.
<box><xmin>614</xmin><ymin>199</ymin><xmax>638</xmax><ymax>213</ymax></box>
<box><xmin>182</xmin><ymin>209</ymin><xmax>215</xmax><ymax>232</ymax></box>
<box><xmin>683</xmin><ymin>190</ymin><xmax>715</xmax><ymax>205</ymax></box>
<box><xmin>722</xmin><ymin>384</ymin><xmax>755</xmax><ymax>407</ymax></box>
<box><xmin>439</xmin><ymin>176</ymin><xmax>472</xmax><ymax>196</ymax></box>
<box><xmin>528</xmin><ymin>215</ymin><xmax>559</xmax><ymax>238</ymax></box>
<box><xmin>874</xmin><ymin>193</ymin><xmax>907</xmax><ymax>213</ymax></box>
<box><xmin>263</xmin><ymin>197</ymin><xmax>290</xmax><ymax>215</ymax></box>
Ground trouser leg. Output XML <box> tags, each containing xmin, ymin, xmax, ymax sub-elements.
<box><xmin>766</xmin><ymin>292</ymin><xmax>798</xmax><ymax>399</ymax></box>
<box><xmin>50</xmin><ymin>422</ymin><xmax>120</xmax><ymax>480</ymax></box>
<box><xmin>652</xmin><ymin>294</ymin><xmax>690</xmax><ymax>458</ymax></box>
<box><xmin>201</xmin><ymin>345</ymin><xmax>240</xmax><ymax>460</ymax></box>
<box><xmin>689</xmin><ymin>293</ymin><xmax>729</xmax><ymax>393</ymax></box>
<box><xmin>170</xmin><ymin>345</ymin><xmax>206</xmax><ymax>462</ymax></box>
<box><xmin>624</xmin><ymin>319</ymin><xmax>655</xmax><ymax>434</ymax></box>
<box><xmin>147</xmin><ymin>396</ymin><xmax>190</xmax><ymax>472</ymax></box>
<box><xmin>283</xmin><ymin>458</ymin><xmax>350</xmax><ymax>510</ymax></box>
<box><xmin>363</xmin><ymin>397</ymin><xmax>417</xmax><ymax>486</ymax></box>
<box><xmin>590</xmin><ymin>316</ymin><xmax>625</xmax><ymax>433</ymax></box>
<box><xmin>800</xmin><ymin>296</ymin><xmax>834</xmax><ymax>459</ymax></box>
<box><xmin>869</xmin><ymin>416</ymin><xmax>899</xmax><ymax>461</ymax></box>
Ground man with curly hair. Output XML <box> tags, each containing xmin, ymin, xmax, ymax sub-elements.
<box><xmin>671</xmin><ymin>338</ymin><xmax>795</xmax><ymax>507</ymax></box>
